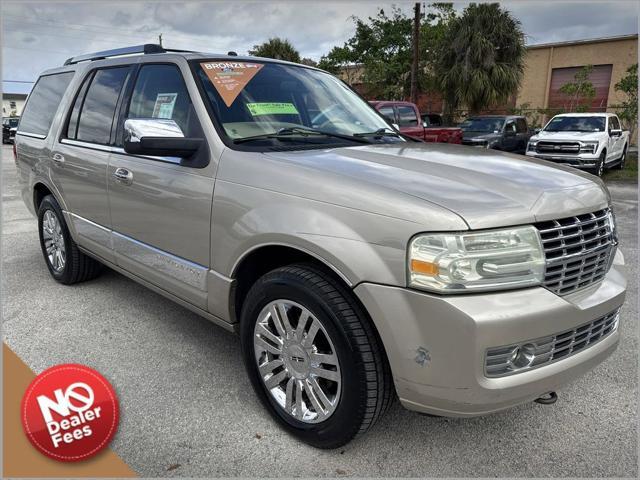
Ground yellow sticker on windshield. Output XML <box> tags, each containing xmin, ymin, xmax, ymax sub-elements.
<box><xmin>246</xmin><ymin>102</ymin><xmax>299</xmax><ymax>116</ymax></box>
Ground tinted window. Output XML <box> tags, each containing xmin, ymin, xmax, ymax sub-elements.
<box><xmin>127</xmin><ymin>64</ymin><xmax>197</xmax><ymax>137</ymax></box>
<box><xmin>19</xmin><ymin>72</ymin><xmax>74</xmax><ymax>136</ymax></box>
<box><xmin>505</xmin><ymin>121</ymin><xmax>516</xmax><ymax>133</ymax></box>
<box><xmin>460</xmin><ymin>117</ymin><xmax>505</xmax><ymax>132</ymax></box>
<box><xmin>427</xmin><ymin>114</ymin><xmax>442</xmax><ymax>126</ymax></box>
<box><xmin>397</xmin><ymin>106</ymin><xmax>418</xmax><ymax>127</ymax></box>
<box><xmin>378</xmin><ymin>106</ymin><xmax>395</xmax><ymax>123</ymax></box>
<box><xmin>77</xmin><ymin>67</ymin><xmax>129</xmax><ymax>144</ymax></box>
<box><xmin>609</xmin><ymin>116</ymin><xmax>620</xmax><ymax>130</ymax></box>
<box><xmin>516</xmin><ymin>118</ymin><xmax>528</xmax><ymax>133</ymax></box>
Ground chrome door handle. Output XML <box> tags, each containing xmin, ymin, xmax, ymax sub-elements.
<box><xmin>112</xmin><ymin>167</ymin><xmax>133</xmax><ymax>185</ymax></box>
<box><xmin>52</xmin><ymin>153</ymin><xmax>65</xmax><ymax>165</ymax></box>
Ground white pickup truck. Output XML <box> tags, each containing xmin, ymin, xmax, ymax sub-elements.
<box><xmin>526</xmin><ymin>113</ymin><xmax>629</xmax><ymax>177</ymax></box>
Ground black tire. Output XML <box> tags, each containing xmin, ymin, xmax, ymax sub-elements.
<box><xmin>37</xmin><ymin>195</ymin><xmax>103</xmax><ymax>284</ymax></box>
<box><xmin>614</xmin><ymin>145</ymin><xmax>627</xmax><ymax>170</ymax></box>
<box><xmin>593</xmin><ymin>150</ymin><xmax>606</xmax><ymax>177</ymax></box>
<box><xmin>240</xmin><ymin>263</ymin><xmax>393</xmax><ymax>448</ymax></box>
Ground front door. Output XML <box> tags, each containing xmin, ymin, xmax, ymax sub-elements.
<box><xmin>396</xmin><ymin>105</ymin><xmax>424</xmax><ymax>140</ymax></box>
<box><xmin>107</xmin><ymin>63</ymin><xmax>215</xmax><ymax>309</ymax></box>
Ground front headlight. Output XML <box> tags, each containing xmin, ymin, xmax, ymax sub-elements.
<box><xmin>527</xmin><ymin>141</ymin><xmax>537</xmax><ymax>151</ymax></box>
<box><xmin>579</xmin><ymin>141</ymin><xmax>599</xmax><ymax>154</ymax></box>
<box><xmin>408</xmin><ymin>226</ymin><xmax>545</xmax><ymax>293</ymax></box>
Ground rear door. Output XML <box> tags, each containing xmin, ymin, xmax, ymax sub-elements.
<box><xmin>52</xmin><ymin>66</ymin><xmax>133</xmax><ymax>262</ymax></box>
<box><xmin>107</xmin><ymin>63</ymin><xmax>214</xmax><ymax>308</ymax></box>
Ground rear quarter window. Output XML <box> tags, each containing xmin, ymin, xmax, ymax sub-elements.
<box><xmin>19</xmin><ymin>72</ymin><xmax>75</xmax><ymax>137</ymax></box>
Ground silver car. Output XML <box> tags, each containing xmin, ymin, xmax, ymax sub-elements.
<box><xmin>15</xmin><ymin>45</ymin><xmax>626</xmax><ymax>448</ymax></box>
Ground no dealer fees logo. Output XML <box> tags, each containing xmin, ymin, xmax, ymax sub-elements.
<box><xmin>21</xmin><ymin>364</ymin><xmax>119</xmax><ymax>461</ymax></box>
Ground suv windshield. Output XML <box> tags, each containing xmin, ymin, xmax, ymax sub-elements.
<box><xmin>459</xmin><ymin>117</ymin><xmax>505</xmax><ymax>133</ymax></box>
<box><xmin>544</xmin><ymin>116</ymin><xmax>605</xmax><ymax>132</ymax></box>
<box><xmin>195</xmin><ymin>60</ymin><xmax>403</xmax><ymax>147</ymax></box>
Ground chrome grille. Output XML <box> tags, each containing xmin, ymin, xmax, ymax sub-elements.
<box><xmin>536</xmin><ymin>141</ymin><xmax>580</xmax><ymax>154</ymax></box>
<box><xmin>485</xmin><ymin>308</ymin><xmax>620</xmax><ymax>377</ymax></box>
<box><xmin>535</xmin><ymin>209</ymin><xmax>616</xmax><ymax>295</ymax></box>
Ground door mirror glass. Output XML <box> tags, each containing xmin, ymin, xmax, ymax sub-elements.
<box><xmin>124</xmin><ymin>118</ymin><xmax>203</xmax><ymax>159</ymax></box>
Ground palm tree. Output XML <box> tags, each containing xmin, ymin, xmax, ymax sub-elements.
<box><xmin>249</xmin><ymin>38</ymin><xmax>301</xmax><ymax>63</ymax></box>
<box><xmin>435</xmin><ymin>3</ymin><xmax>526</xmax><ymax>117</ymax></box>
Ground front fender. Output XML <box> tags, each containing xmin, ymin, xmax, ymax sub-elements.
<box><xmin>211</xmin><ymin>180</ymin><xmax>422</xmax><ymax>287</ymax></box>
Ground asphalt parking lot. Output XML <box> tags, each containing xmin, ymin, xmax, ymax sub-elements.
<box><xmin>2</xmin><ymin>143</ymin><xmax>637</xmax><ymax>477</ymax></box>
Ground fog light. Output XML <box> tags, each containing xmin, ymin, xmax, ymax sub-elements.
<box><xmin>508</xmin><ymin>343</ymin><xmax>536</xmax><ymax>369</ymax></box>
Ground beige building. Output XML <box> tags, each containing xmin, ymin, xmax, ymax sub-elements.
<box><xmin>2</xmin><ymin>93</ymin><xmax>27</xmax><ymax>117</ymax></box>
<box><xmin>516</xmin><ymin>34</ymin><xmax>637</xmax><ymax>116</ymax></box>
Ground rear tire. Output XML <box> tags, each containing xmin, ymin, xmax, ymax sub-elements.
<box><xmin>240</xmin><ymin>263</ymin><xmax>393</xmax><ymax>448</ymax></box>
<box><xmin>613</xmin><ymin>145</ymin><xmax>627</xmax><ymax>170</ymax></box>
<box><xmin>38</xmin><ymin>195</ymin><xmax>103</xmax><ymax>284</ymax></box>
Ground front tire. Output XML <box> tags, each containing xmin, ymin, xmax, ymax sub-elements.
<box><xmin>38</xmin><ymin>195</ymin><xmax>103</xmax><ymax>284</ymax></box>
<box><xmin>240</xmin><ymin>264</ymin><xmax>393</xmax><ymax>448</ymax></box>
<box><xmin>593</xmin><ymin>151</ymin><xmax>606</xmax><ymax>177</ymax></box>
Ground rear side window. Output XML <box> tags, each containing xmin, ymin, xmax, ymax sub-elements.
<box><xmin>127</xmin><ymin>64</ymin><xmax>197</xmax><ymax>136</ymax></box>
<box><xmin>397</xmin><ymin>106</ymin><xmax>418</xmax><ymax>127</ymax></box>
<box><xmin>76</xmin><ymin>67</ymin><xmax>130</xmax><ymax>145</ymax></box>
<box><xmin>19</xmin><ymin>72</ymin><xmax>74</xmax><ymax>137</ymax></box>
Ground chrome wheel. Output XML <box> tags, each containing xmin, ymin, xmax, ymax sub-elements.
<box><xmin>42</xmin><ymin>210</ymin><xmax>66</xmax><ymax>272</ymax></box>
<box><xmin>253</xmin><ymin>300</ymin><xmax>341</xmax><ymax>424</ymax></box>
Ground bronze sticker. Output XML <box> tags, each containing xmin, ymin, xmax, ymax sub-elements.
<box><xmin>200</xmin><ymin>61</ymin><xmax>264</xmax><ymax>107</ymax></box>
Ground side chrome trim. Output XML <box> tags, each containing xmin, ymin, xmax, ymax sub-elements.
<box><xmin>60</xmin><ymin>138</ymin><xmax>181</xmax><ymax>164</ymax></box>
<box><xmin>67</xmin><ymin>212</ymin><xmax>112</xmax><ymax>249</ymax></box>
<box><xmin>112</xmin><ymin>232</ymin><xmax>208</xmax><ymax>291</ymax></box>
<box><xmin>17</xmin><ymin>131</ymin><xmax>47</xmax><ymax>139</ymax></box>
<box><xmin>60</xmin><ymin>138</ymin><xmax>123</xmax><ymax>153</ymax></box>
<box><xmin>64</xmin><ymin>212</ymin><xmax>208</xmax><ymax>291</ymax></box>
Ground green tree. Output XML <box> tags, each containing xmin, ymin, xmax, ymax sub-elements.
<box><xmin>558</xmin><ymin>65</ymin><xmax>596</xmax><ymax>112</ymax></box>
<box><xmin>614</xmin><ymin>63</ymin><xmax>638</xmax><ymax>134</ymax></box>
<box><xmin>435</xmin><ymin>3</ymin><xmax>526</xmax><ymax>119</ymax></box>
<box><xmin>249</xmin><ymin>38</ymin><xmax>301</xmax><ymax>63</ymax></box>
<box><xmin>318</xmin><ymin>4</ymin><xmax>456</xmax><ymax>99</ymax></box>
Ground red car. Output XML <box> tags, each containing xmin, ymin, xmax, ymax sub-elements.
<box><xmin>370</xmin><ymin>100</ymin><xmax>462</xmax><ymax>144</ymax></box>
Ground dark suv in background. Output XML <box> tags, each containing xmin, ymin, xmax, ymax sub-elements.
<box><xmin>2</xmin><ymin>117</ymin><xmax>19</xmax><ymax>144</ymax></box>
<box><xmin>460</xmin><ymin>115</ymin><xmax>531</xmax><ymax>154</ymax></box>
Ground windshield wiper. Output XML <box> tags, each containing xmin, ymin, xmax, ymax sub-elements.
<box><xmin>353</xmin><ymin>128</ymin><xmax>401</xmax><ymax>138</ymax></box>
<box><xmin>233</xmin><ymin>126</ymin><xmax>371</xmax><ymax>144</ymax></box>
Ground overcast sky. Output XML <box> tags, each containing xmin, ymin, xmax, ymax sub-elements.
<box><xmin>2</xmin><ymin>1</ymin><xmax>638</xmax><ymax>94</ymax></box>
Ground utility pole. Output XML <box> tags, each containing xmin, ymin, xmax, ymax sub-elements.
<box><xmin>158</xmin><ymin>33</ymin><xmax>163</xmax><ymax>47</ymax></box>
<box><xmin>410</xmin><ymin>2</ymin><xmax>420</xmax><ymax>105</ymax></box>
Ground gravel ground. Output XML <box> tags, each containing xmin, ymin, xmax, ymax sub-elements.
<box><xmin>2</xmin><ymin>144</ymin><xmax>637</xmax><ymax>477</ymax></box>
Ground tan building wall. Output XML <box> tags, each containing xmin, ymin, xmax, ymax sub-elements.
<box><xmin>516</xmin><ymin>34</ymin><xmax>638</xmax><ymax>112</ymax></box>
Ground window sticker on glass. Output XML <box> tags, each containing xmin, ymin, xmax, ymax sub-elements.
<box><xmin>200</xmin><ymin>62</ymin><xmax>264</xmax><ymax>107</ymax></box>
<box><xmin>153</xmin><ymin>93</ymin><xmax>178</xmax><ymax>119</ymax></box>
<box><xmin>246</xmin><ymin>102</ymin><xmax>299</xmax><ymax>116</ymax></box>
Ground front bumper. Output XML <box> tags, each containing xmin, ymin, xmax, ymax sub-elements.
<box><xmin>354</xmin><ymin>262</ymin><xmax>626</xmax><ymax>417</ymax></box>
<box><xmin>526</xmin><ymin>151</ymin><xmax>599</xmax><ymax>168</ymax></box>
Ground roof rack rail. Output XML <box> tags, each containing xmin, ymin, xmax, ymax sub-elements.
<box><xmin>63</xmin><ymin>44</ymin><xmax>194</xmax><ymax>66</ymax></box>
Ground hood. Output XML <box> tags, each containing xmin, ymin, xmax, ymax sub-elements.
<box><xmin>533</xmin><ymin>130</ymin><xmax>605</xmax><ymax>140</ymax></box>
<box><xmin>263</xmin><ymin>143</ymin><xmax>609</xmax><ymax>229</ymax></box>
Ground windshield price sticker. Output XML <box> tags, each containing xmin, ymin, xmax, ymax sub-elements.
<box><xmin>21</xmin><ymin>363</ymin><xmax>119</xmax><ymax>462</ymax></box>
<box><xmin>200</xmin><ymin>62</ymin><xmax>264</xmax><ymax>107</ymax></box>
<box><xmin>247</xmin><ymin>102</ymin><xmax>299</xmax><ymax>116</ymax></box>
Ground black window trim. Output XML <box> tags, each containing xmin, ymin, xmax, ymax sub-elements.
<box><xmin>59</xmin><ymin>64</ymin><xmax>134</xmax><ymax>147</ymax></box>
<box><xmin>17</xmin><ymin>70</ymin><xmax>76</xmax><ymax>140</ymax></box>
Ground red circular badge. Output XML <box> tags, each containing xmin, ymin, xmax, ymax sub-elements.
<box><xmin>21</xmin><ymin>363</ymin><xmax>119</xmax><ymax>462</ymax></box>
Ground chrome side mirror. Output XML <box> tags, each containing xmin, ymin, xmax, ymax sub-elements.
<box><xmin>124</xmin><ymin>118</ymin><xmax>185</xmax><ymax>144</ymax></box>
<box><xmin>123</xmin><ymin>118</ymin><xmax>204</xmax><ymax>160</ymax></box>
